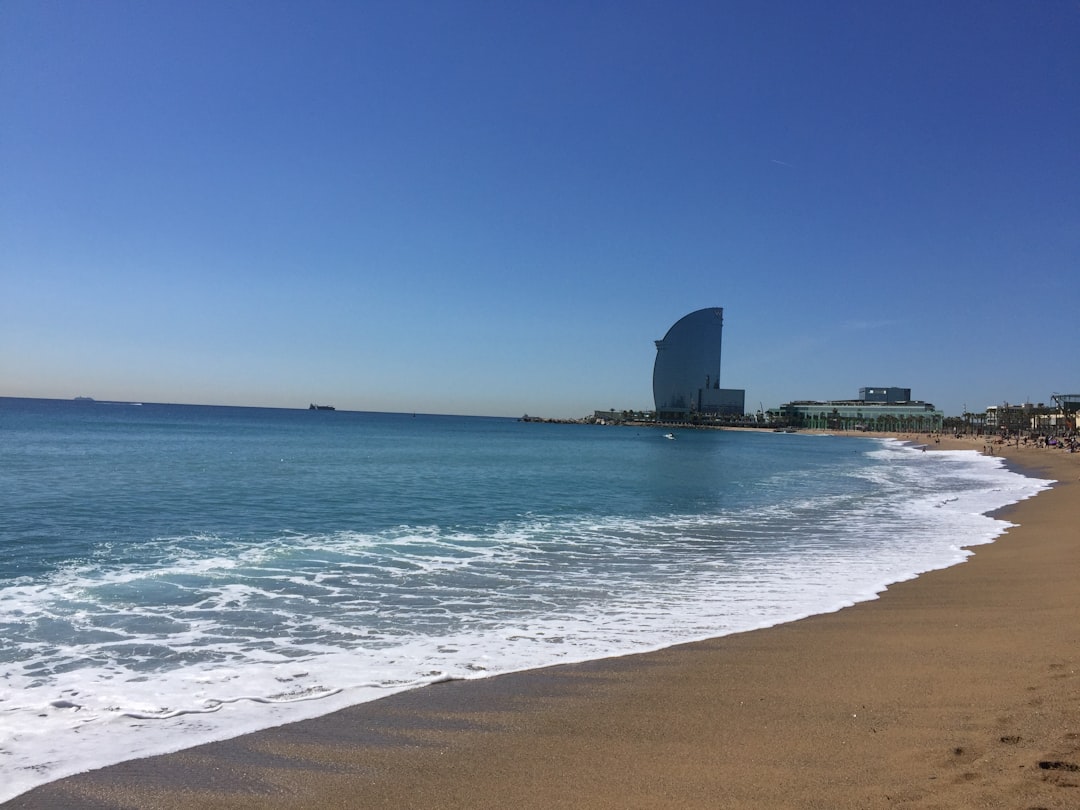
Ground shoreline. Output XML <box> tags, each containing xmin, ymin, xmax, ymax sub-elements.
<box><xmin>8</xmin><ymin>435</ymin><xmax>1079</xmax><ymax>809</ymax></box>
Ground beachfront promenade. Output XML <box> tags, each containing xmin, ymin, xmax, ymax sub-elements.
<box><xmin>7</xmin><ymin>435</ymin><xmax>1079</xmax><ymax>810</ymax></box>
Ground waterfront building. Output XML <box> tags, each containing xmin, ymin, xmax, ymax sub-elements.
<box><xmin>986</xmin><ymin>403</ymin><xmax>1035</xmax><ymax>432</ymax></box>
<box><xmin>1052</xmin><ymin>394</ymin><xmax>1080</xmax><ymax>432</ymax></box>
<box><xmin>986</xmin><ymin>396</ymin><xmax>1080</xmax><ymax>434</ymax></box>
<box><xmin>652</xmin><ymin>308</ymin><xmax>745</xmax><ymax>420</ymax></box>
<box><xmin>775</xmin><ymin>388</ymin><xmax>943</xmax><ymax>431</ymax></box>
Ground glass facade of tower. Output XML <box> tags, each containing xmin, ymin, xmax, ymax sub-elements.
<box><xmin>653</xmin><ymin>308</ymin><xmax>744</xmax><ymax>418</ymax></box>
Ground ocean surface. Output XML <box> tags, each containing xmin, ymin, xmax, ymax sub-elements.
<box><xmin>0</xmin><ymin>397</ymin><xmax>1054</xmax><ymax>802</ymax></box>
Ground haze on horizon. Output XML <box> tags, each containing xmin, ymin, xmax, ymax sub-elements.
<box><xmin>2</xmin><ymin>2</ymin><xmax>1077</xmax><ymax>418</ymax></box>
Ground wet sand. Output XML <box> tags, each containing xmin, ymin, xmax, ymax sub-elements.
<box><xmin>8</xmin><ymin>435</ymin><xmax>1080</xmax><ymax>809</ymax></box>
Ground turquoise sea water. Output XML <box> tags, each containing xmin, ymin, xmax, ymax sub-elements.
<box><xmin>0</xmin><ymin>397</ymin><xmax>1053</xmax><ymax>801</ymax></box>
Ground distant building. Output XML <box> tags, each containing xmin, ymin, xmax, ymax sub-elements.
<box><xmin>592</xmin><ymin>409</ymin><xmax>654</xmax><ymax>424</ymax></box>
<box><xmin>652</xmin><ymin>308</ymin><xmax>745</xmax><ymax>420</ymax></box>
<box><xmin>859</xmin><ymin>386</ymin><xmax>911</xmax><ymax>404</ymax></box>
<box><xmin>775</xmin><ymin>388</ymin><xmax>942</xmax><ymax>431</ymax></box>
<box><xmin>986</xmin><ymin>396</ymin><xmax>1079</xmax><ymax>434</ymax></box>
<box><xmin>985</xmin><ymin>403</ymin><xmax>1033</xmax><ymax>432</ymax></box>
<box><xmin>1052</xmin><ymin>393</ymin><xmax>1080</xmax><ymax>421</ymax></box>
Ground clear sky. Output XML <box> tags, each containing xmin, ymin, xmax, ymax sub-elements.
<box><xmin>2</xmin><ymin>1</ymin><xmax>1077</xmax><ymax>417</ymax></box>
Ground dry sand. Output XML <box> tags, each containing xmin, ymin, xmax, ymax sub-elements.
<box><xmin>7</xmin><ymin>434</ymin><xmax>1080</xmax><ymax>809</ymax></box>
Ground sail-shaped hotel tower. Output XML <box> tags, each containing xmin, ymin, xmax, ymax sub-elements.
<box><xmin>652</xmin><ymin>308</ymin><xmax>745</xmax><ymax>420</ymax></box>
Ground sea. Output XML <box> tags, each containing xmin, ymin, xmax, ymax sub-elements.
<box><xmin>0</xmin><ymin>397</ymin><xmax>1054</xmax><ymax>802</ymax></box>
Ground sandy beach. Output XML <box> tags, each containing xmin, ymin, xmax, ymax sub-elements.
<box><xmin>8</xmin><ymin>434</ymin><xmax>1079</xmax><ymax>809</ymax></box>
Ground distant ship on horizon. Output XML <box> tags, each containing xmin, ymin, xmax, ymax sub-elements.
<box><xmin>309</xmin><ymin>403</ymin><xmax>335</xmax><ymax>411</ymax></box>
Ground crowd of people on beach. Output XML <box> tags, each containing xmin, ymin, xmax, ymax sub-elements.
<box><xmin>1022</xmin><ymin>434</ymin><xmax>1078</xmax><ymax>452</ymax></box>
<box><xmin>961</xmin><ymin>431</ymin><xmax>1079</xmax><ymax>455</ymax></box>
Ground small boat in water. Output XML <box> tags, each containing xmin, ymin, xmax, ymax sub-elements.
<box><xmin>309</xmin><ymin>403</ymin><xmax>335</xmax><ymax>411</ymax></box>
<box><xmin>663</xmin><ymin>433</ymin><xmax>675</xmax><ymax>440</ymax></box>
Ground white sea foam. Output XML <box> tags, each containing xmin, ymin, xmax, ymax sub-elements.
<box><xmin>0</xmin><ymin>440</ymin><xmax>1053</xmax><ymax>803</ymax></box>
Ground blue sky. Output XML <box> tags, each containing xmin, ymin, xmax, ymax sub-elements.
<box><xmin>2</xmin><ymin>1</ymin><xmax>1077</xmax><ymax>417</ymax></box>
